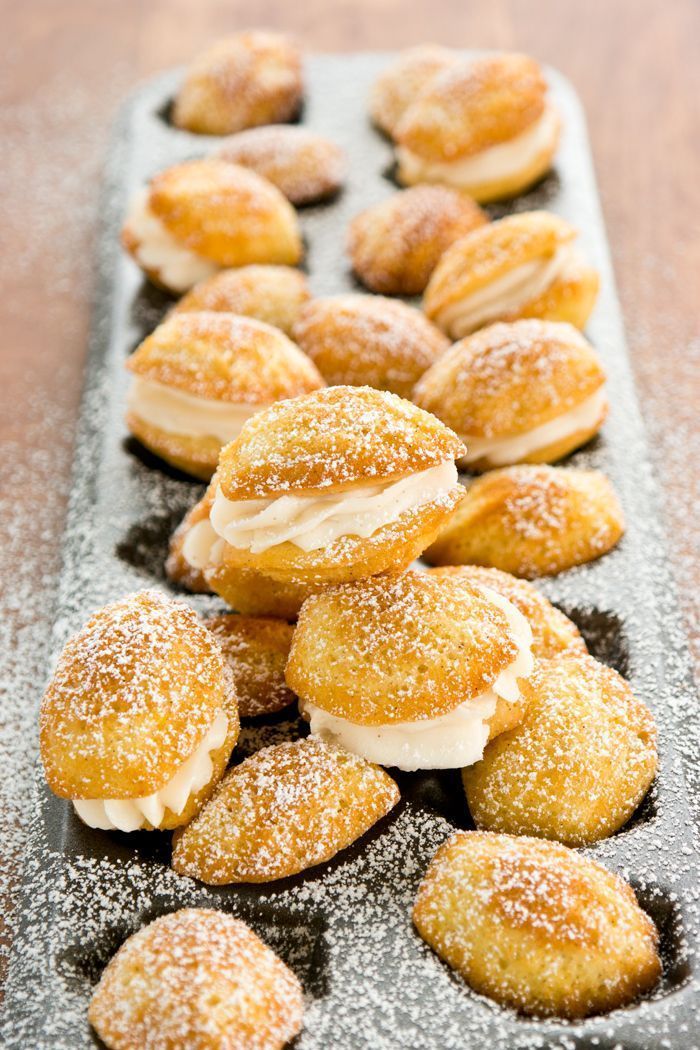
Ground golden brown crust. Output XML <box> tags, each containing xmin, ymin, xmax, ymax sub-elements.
<box><xmin>413</xmin><ymin>831</ymin><xmax>661</xmax><ymax>1018</ymax></box>
<box><xmin>39</xmin><ymin>590</ymin><xmax>236</xmax><ymax>799</ymax></box>
<box><xmin>88</xmin><ymin>908</ymin><xmax>304</xmax><ymax>1049</ymax></box>
<box><xmin>425</xmin><ymin>465</ymin><xmax>625</xmax><ymax>578</ymax></box>
<box><xmin>413</xmin><ymin>319</ymin><xmax>606</xmax><ymax>442</ymax></box>
<box><xmin>369</xmin><ymin>45</ymin><xmax>456</xmax><ymax>138</ymax></box>
<box><xmin>347</xmin><ymin>187</ymin><xmax>487</xmax><ymax>296</ymax></box>
<box><xmin>216</xmin><ymin>385</ymin><xmax>465</xmax><ymax>500</ymax></box>
<box><xmin>463</xmin><ymin>655</ymin><xmax>658</xmax><ymax>845</ymax></box>
<box><xmin>147</xmin><ymin>159</ymin><xmax>302</xmax><ymax>267</ymax></box>
<box><xmin>428</xmin><ymin>565</ymin><xmax>585</xmax><ymax>659</ymax></box>
<box><xmin>286</xmin><ymin>570</ymin><xmax>522</xmax><ymax>725</ymax></box>
<box><xmin>517</xmin><ymin>253</ymin><xmax>600</xmax><ymax>330</ymax></box>
<box><xmin>165</xmin><ymin>490</ymin><xmax>215</xmax><ymax>593</ymax></box>
<box><xmin>293</xmin><ymin>295</ymin><xmax>450</xmax><ymax>399</ymax></box>
<box><xmin>217</xmin><ymin>125</ymin><xmax>346</xmax><ymax>205</ymax></box>
<box><xmin>172</xmin><ymin>31</ymin><xmax>303</xmax><ymax>136</ymax></box>
<box><xmin>206</xmin><ymin>561</ymin><xmax>321</xmax><ymax>620</ymax></box>
<box><xmin>171</xmin><ymin>737</ymin><xmax>400</xmax><ymax>883</ymax></box>
<box><xmin>204</xmin><ymin>614</ymin><xmax>296</xmax><ymax>718</ymax></box>
<box><xmin>126</xmin><ymin>413</ymin><xmax>222</xmax><ymax>480</ymax></box>
<box><xmin>395</xmin><ymin>53</ymin><xmax>547</xmax><ymax>164</ymax></box>
<box><xmin>171</xmin><ymin>265</ymin><xmax>311</xmax><ymax>336</ymax></box>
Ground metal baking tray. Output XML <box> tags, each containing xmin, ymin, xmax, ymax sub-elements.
<box><xmin>3</xmin><ymin>53</ymin><xmax>700</xmax><ymax>1049</ymax></box>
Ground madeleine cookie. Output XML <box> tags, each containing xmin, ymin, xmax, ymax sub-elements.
<box><xmin>181</xmin><ymin>386</ymin><xmax>466</xmax><ymax>597</ymax></box>
<box><xmin>414</xmin><ymin>832</ymin><xmax>661</xmax><ymax>1018</ymax></box>
<box><xmin>172</xmin><ymin>31</ymin><xmax>303</xmax><ymax>135</ymax></box>
<box><xmin>428</xmin><ymin>566</ymin><xmax>585</xmax><ymax>659</ymax></box>
<box><xmin>171</xmin><ymin>737</ymin><xmax>399</xmax><ymax>883</ymax></box>
<box><xmin>423</xmin><ymin>211</ymin><xmax>599</xmax><ymax>339</ymax></box>
<box><xmin>463</xmin><ymin>655</ymin><xmax>658</xmax><ymax>845</ymax></box>
<box><xmin>425</xmin><ymin>465</ymin><xmax>625</xmax><ymax>578</ymax></box>
<box><xmin>286</xmin><ymin>570</ymin><xmax>534</xmax><ymax>771</ymax></box>
<box><xmin>348</xmin><ymin>186</ymin><xmax>487</xmax><ymax>296</ymax></box>
<box><xmin>171</xmin><ymin>265</ymin><xmax>311</xmax><ymax>335</ymax></box>
<box><xmin>414</xmin><ymin>320</ymin><xmax>607</xmax><ymax>470</ymax></box>
<box><xmin>39</xmin><ymin>591</ymin><xmax>239</xmax><ymax>832</ymax></box>
<box><xmin>217</xmin><ymin>125</ymin><xmax>346</xmax><ymax>205</ymax></box>
<box><xmin>293</xmin><ymin>295</ymin><xmax>450</xmax><ymax>398</ymax></box>
<box><xmin>370</xmin><ymin>45</ymin><xmax>456</xmax><ymax>139</ymax></box>
<box><xmin>395</xmin><ymin>53</ymin><xmax>559</xmax><ymax>202</ymax></box>
<box><xmin>204</xmin><ymin>613</ymin><xmax>296</xmax><ymax>717</ymax></box>
<box><xmin>126</xmin><ymin>311</ymin><xmax>323</xmax><ymax>480</ymax></box>
<box><xmin>121</xmin><ymin>159</ymin><xmax>302</xmax><ymax>294</ymax></box>
<box><xmin>88</xmin><ymin>908</ymin><xmax>303</xmax><ymax>1050</ymax></box>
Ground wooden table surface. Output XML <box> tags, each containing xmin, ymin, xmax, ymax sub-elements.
<box><xmin>0</xmin><ymin>0</ymin><xmax>699</xmax><ymax>1003</ymax></box>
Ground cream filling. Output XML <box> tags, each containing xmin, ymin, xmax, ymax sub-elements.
<box><xmin>124</xmin><ymin>188</ymin><xmax>218</xmax><ymax>292</ymax></box>
<box><xmin>397</xmin><ymin>105</ymin><xmax>559</xmax><ymax>190</ymax></box>
<box><xmin>183</xmin><ymin>460</ymin><xmax>459</xmax><ymax>563</ymax></box>
<box><xmin>72</xmin><ymin>711</ymin><xmax>228</xmax><ymax>833</ymax></box>
<box><xmin>436</xmin><ymin>242</ymin><xmax>581</xmax><ymax>338</ymax></box>
<box><xmin>302</xmin><ymin>587</ymin><xmax>534</xmax><ymax>771</ymax></box>
<box><xmin>127</xmin><ymin>377</ymin><xmax>266</xmax><ymax>444</ymax></box>
<box><xmin>461</xmin><ymin>387</ymin><xmax>606</xmax><ymax>467</ymax></box>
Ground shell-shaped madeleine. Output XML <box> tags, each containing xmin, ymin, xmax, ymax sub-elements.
<box><xmin>413</xmin><ymin>831</ymin><xmax>661</xmax><ymax>1018</ymax></box>
<box><xmin>428</xmin><ymin>565</ymin><xmax>586</xmax><ymax>659</ymax></box>
<box><xmin>216</xmin><ymin>385</ymin><xmax>466</xmax><ymax>501</ymax></box>
<box><xmin>204</xmin><ymin>614</ymin><xmax>296</xmax><ymax>717</ymax></box>
<box><xmin>217</xmin><ymin>125</ymin><xmax>346</xmax><ymax>205</ymax></box>
<box><xmin>286</xmin><ymin>570</ymin><xmax>521</xmax><ymax>725</ymax></box>
<box><xmin>425</xmin><ymin>465</ymin><xmax>625</xmax><ymax>578</ymax></box>
<box><xmin>171</xmin><ymin>737</ymin><xmax>400</xmax><ymax>883</ymax></box>
<box><xmin>171</xmin><ymin>265</ymin><xmax>311</xmax><ymax>335</ymax></box>
<box><xmin>128</xmin><ymin>312</ymin><xmax>323</xmax><ymax>405</ymax></box>
<box><xmin>414</xmin><ymin>320</ymin><xmax>607</xmax><ymax>441</ymax></box>
<box><xmin>369</xmin><ymin>44</ymin><xmax>456</xmax><ymax>138</ymax></box>
<box><xmin>293</xmin><ymin>295</ymin><xmax>450</xmax><ymax>399</ymax></box>
<box><xmin>348</xmin><ymin>186</ymin><xmax>487</xmax><ymax>296</ymax></box>
<box><xmin>39</xmin><ymin>591</ymin><xmax>237</xmax><ymax>800</ymax></box>
<box><xmin>463</xmin><ymin>655</ymin><xmax>658</xmax><ymax>845</ymax></box>
<box><xmin>147</xmin><ymin>159</ymin><xmax>302</xmax><ymax>267</ymax></box>
<box><xmin>88</xmin><ymin>909</ymin><xmax>304</xmax><ymax>1050</ymax></box>
<box><xmin>395</xmin><ymin>53</ymin><xmax>547</xmax><ymax>164</ymax></box>
<box><xmin>172</xmin><ymin>31</ymin><xmax>303</xmax><ymax>136</ymax></box>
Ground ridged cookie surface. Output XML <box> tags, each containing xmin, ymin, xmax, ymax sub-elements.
<box><xmin>204</xmin><ymin>614</ymin><xmax>296</xmax><ymax>717</ymax></box>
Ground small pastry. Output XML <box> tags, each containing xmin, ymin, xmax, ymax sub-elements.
<box><xmin>165</xmin><ymin>486</ymin><xmax>214</xmax><ymax>594</ymax></box>
<box><xmin>126</xmin><ymin>311</ymin><xmax>323</xmax><ymax>480</ymax></box>
<box><xmin>171</xmin><ymin>265</ymin><xmax>311</xmax><ymax>335</ymax></box>
<box><xmin>181</xmin><ymin>386</ymin><xmax>466</xmax><ymax>597</ymax></box>
<box><xmin>369</xmin><ymin>44</ymin><xmax>456</xmax><ymax>138</ymax></box>
<box><xmin>39</xmin><ymin>591</ymin><xmax>239</xmax><ymax>832</ymax></box>
<box><xmin>88</xmin><ymin>908</ymin><xmax>304</xmax><ymax>1050</ymax></box>
<box><xmin>348</xmin><ymin>186</ymin><xmax>487</xmax><ymax>296</ymax></box>
<box><xmin>395</xmin><ymin>53</ymin><xmax>560</xmax><ymax>202</ymax></box>
<box><xmin>428</xmin><ymin>566</ymin><xmax>586</xmax><ymax>659</ymax></box>
<box><xmin>413</xmin><ymin>831</ymin><xmax>661</xmax><ymax>1018</ymax></box>
<box><xmin>413</xmin><ymin>320</ymin><xmax>607</xmax><ymax>470</ymax></box>
<box><xmin>121</xmin><ymin>159</ymin><xmax>302</xmax><ymax>294</ymax></box>
<box><xmin>423</xmin><ymin>211</ymin><xmax>599</xmax><ymax>338</ymax></box>
<box><xmin>217</xmin><ymin>125</ymin><xmax>346</xmax><ymax>205</ymax></box>
<box><xmin>285</xmin><ymin>570</ymin><xmax>534</xmax><ymax>771</ymax></box>
<box><xmin>425</xmin><ymin>465</ymin><xmax>625</xmax><ymax>578</ymax></box>
<box><xmin>293</xmin><ymin>295</ymin><xmax>450</xmax><ymax>399</ymax></box>
<box><xmin>171</xmin><ymin>737</ymin><xmax>399</xmax><ymax>883</ymax></box>
<box><xmin>172</xmin><ymin>31</ymin><xmax>303</xmax><ymax>135</ymax></box>
<box><xmin>204</xmin><ymin>613</ymin><xmax>296</xmax><ymax>717</ymax></box>
<box><xmin>463</xmin><ymin>655</ymin><xmax>658</xmax><ymax>845</ymax></box>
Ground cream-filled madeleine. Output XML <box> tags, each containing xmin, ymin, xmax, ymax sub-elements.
<box><xmin>39</xmin><ymin>590</ymin><xmax>239</xmax><ymax>833</ymax></box>
<box><xmin>286</xmin><ymin>570</ymin><xmax>534</xmax><ymax>771</ymax></box>
<box><xmin>423</xmin><ymin>211</ymin><xmax>599</xmax><ymax>339</ymax></box>
<box><xmin>395</xmin><ymin>53</ymin><xmax>560</xmax><ymax>202</ymax></box>
<box><xmin>171</xmin><ymin>265</ymin><xmax>311</xmax><ymax>336</ymax></box>
<box><xmin>181</xmin><ymin>387</ymin><xmax>466</xmax><ymax>597</ymax></box>
<box><xmin>369</xmin><ymin>44</ymin><xmax>456</xmax><ymax>139</ymax></box>
<box><xmin>414</xmin><ymin>320</ymin><xmax>607</xmax><ymax>470</ymax></box>
<box><xmin>121</xmin><ymin>159</ymin><xmax>302</xmax><ymax>294</ymax></box>
<box><xmin>172</xmin><ymin>31</ymin><xmax>303</xmax><ymax>136</ymax></box>
<box><xmin>293</xmin><ymin>294</ymin><xmax>450</xmax><ymax>399</ymax></box>
<box><xmin>126</xmin><ymin>311</ymin><xmax>324</xmax><ymax>480</ymax></box>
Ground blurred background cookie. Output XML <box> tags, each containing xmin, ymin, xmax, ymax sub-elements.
<box><xmin>369</xmin><ymin>44</ymin><xmax>455</xmax><ymax>138</ymax></box>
